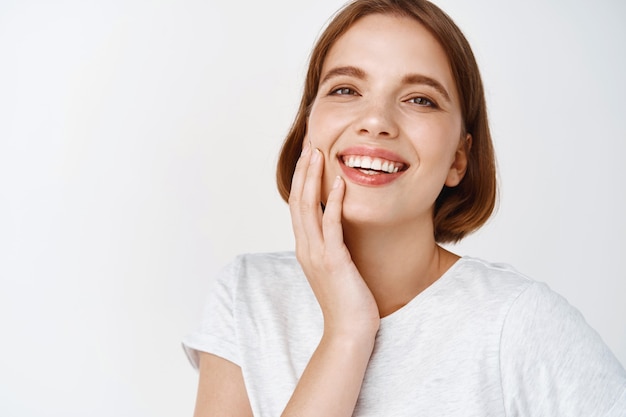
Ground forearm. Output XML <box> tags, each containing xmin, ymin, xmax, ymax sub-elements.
<box><xmin>281</xmin><ymin>331</ymin><xmax>376</xmax><ymax>417</ymax></box>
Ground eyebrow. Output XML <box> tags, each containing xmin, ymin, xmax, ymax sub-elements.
<box><xmin>320</xmin><ymin>66</ymin><xmax>367</xmax><ymax>84</ymax></box>
<box><xmin>320</xmin><ymin>65</ymin><xmax>452</xmax><ymax>103</ymax></box>
<box><xmin>402</xmin><ymin>73</ymin><xmax>451</xmax><ymax>103</ymax></box>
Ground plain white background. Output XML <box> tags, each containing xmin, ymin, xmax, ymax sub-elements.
<box><xmin>0</xmin><ymin>0</ymin><xmax>624</xmax><ymax>415</ymax></box>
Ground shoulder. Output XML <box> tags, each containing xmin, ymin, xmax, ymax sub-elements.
<box><xmin>206</xmin><ymin>251</ymin><xmax>304</xmax><ymax>307</ymax></box>
<box><xmin>234</xmin><ymin>251</ymin><xmax>299</xmax><ymax>271</ymax></box>
<box><xmin>491</xmin><ymin>262</ymin><xmax>626</xmax><ymax>415</ymax></box>
<box><xmin>453</xmin><ymin>257</ymin><xmax>626</xmax><ymax>415</ymax></box>
<box><xmin>445</xmin><ymin>256</ymin><xmax>535</xmax><ymax>307</ymax></box>
<box><xmin>220</xmin><ymin>251</ymin><xmax>311</xmax><ymax>306</ymax></box>
<box><xmin>225</xmin><ymin>251</ymin><xmax>302</xmax><ymax>286</ymax></box>
<box><xmin>456</xmin><ymin>257</ymin><xmax>614</xmax><ymax>360</ymax></box>
<box><xmin>216</xmin><ymin>251</ymin><xmax>299</xmax><ymax>281</ymax></box>
<box><xmin>453</xmin><ymin>257</ymin><xmax>580</xmax><ymax>318</ymax></box>
<box><xmin>455</xmin><ymin>256</ymin><xmax>531</xmax><ymax>283</ymax></box>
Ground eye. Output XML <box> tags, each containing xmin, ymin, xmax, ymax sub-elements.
<box><xmin>330</xmin><ymin>87</ymin><xmax>358</xmax><ymax>96</ymax></box>
<box><xmin>407</xmin><ymin>96</ymin><xmax>436</xmax><ymax>108</ymax></box>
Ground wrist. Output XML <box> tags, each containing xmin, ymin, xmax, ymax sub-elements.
<box><xmin>322</xmin><ymin>323</ymin><xmax>379</xmax><ymax>352</ymax></box>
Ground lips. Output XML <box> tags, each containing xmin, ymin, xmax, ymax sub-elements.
<box><xmin>338</xmin><ymin>146</ymin><xmax>408</xmax><ymax>186</ymax></box>
<box><xmin>342</xmin><ymin>155</ymin><xmax>405</xmax><ymax>174</ymax></box>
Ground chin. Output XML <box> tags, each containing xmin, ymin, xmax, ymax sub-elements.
<box><xmin>340</xmin><ymin>196</ymin><xmax>397</xmax><ymax>227</ymax></box>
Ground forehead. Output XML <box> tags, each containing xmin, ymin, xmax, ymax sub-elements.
<box><xmin>321</xmin><ymin>13</ymin><xmax>458</xmax><ymax>99</ymax></box>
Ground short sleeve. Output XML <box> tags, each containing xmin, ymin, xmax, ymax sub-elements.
<box><xmin>182</xmin><ymin>257</ymin><xmax>242</xmax><ymax>370</ymax></box>
<box><xmin>500</xmin><ymin>282</ymin><xmax>626</xmax><ymax>416</ymax></box>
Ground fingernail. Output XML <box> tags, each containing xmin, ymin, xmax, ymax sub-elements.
<box><xmin>310</xmin><ymin>148</ymin><xmax>321</xmax><ymax>164</ymax></box>
<box><xmin>332</xmin><ymin>176</ymin><xmax>342</xmax><ymax>189</ymax></box>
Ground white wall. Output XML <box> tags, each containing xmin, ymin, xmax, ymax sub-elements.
<box><xmin>0</xmin><ymin>0</ymin><xmax>624</xmax><ymax>415</ymax></box>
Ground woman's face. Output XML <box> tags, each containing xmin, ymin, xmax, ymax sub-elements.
<box><xmin>307</xmin><ymin>13</ymin><xmax>469</xmax><ymax>229</ymax></box>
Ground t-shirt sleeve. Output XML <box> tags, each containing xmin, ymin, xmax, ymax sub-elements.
<box><xmin>500</xmin><ymin>282</ymin><xmax>626</xmax><ymax>416</ymax></box>
<box><xmin>182</xmin><ymin>257</ymin><xmax>242</xmax><ymax>370</ymax></box>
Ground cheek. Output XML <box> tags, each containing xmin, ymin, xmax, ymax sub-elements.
<box><xmin>307</xmin><ymin>110</ymin><xmax>331</xmax><ymax>146</ymax></box>
<box><xmin>410</xmin><ymin>120</ymin><xmax>461</xmax><ymax>159</ymax></box>
<box><xmin>307</xmin><ymin>102</ymin><xmax>353</xmax><ymax>145</ymax></box>
<box><xmin>306</xmin><ymin>101</ymin><xmax>325</xmax><ymax>137</ymax></box>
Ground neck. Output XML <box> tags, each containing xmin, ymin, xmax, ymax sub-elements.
<box><xmin>343</xmin><ymin>219</ymin><xmax>458</xmax><ymax>317</ymax></box>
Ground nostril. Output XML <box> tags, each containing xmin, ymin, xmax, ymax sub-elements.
<box><xmin>360</xmin><ymin>129</ymin><xmax>391</xmax><ymax>137</ymax></box>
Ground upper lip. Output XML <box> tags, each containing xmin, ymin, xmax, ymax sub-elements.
<box><xmin>337</xmin><ymin>146</ymin><xmax>409</xmax><ymax>172</ymax></box>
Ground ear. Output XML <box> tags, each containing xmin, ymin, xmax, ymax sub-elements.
<box><xmin>445</xmin><ymin>133</ymin><xmax>471</xmax><ymax>187</ymax></box>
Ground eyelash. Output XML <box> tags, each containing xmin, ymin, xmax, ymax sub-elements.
<box><xmin>328</xmin><ymin>87</ymin><xmax>438</xmax><ymax>109</ymax></box>
<box><xmin>330</xmin><ymin>87</ymin><xmax>358</xmax><ymax>96</ymax></box>
<box><xmin>407</xmin><ymin>96</ymin><xmax>437</xmax><ymax>108</ymax></box>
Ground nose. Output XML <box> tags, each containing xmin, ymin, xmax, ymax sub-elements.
<box><xmin>354</xmin><ymin>99</ymin><xmax>399</xmax><ymax>139</ymax></box>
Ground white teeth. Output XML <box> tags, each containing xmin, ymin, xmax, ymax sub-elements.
<box><xmin>343</xmin><ymin>155</ymin><xmax>404</xmax><ymax>174</ymax></box>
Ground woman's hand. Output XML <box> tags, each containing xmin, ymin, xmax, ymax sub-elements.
<box><xmin>282</xmin><ymin>141</ymin><xmax>380</xmax><ymax>417</ymax></box>
<box><xmin>288</xmin><ymin>141</ymin><xmax>380</xmax><ymax>339</ymax></box>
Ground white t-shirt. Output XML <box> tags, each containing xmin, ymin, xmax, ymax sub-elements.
<box><xmin>183</xmin><ymin>252</ymin><xmax>626</xmax><ymax>416</ymax></box>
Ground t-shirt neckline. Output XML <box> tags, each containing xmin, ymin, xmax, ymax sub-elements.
<box><xmin>378</xmin><ymin>256</ymin><xmax>467</xmax><ymax>329</ymax></box>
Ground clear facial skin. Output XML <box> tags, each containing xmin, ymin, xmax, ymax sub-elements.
<box><xmin>306</xmin><ymin>13</ymin><xmax>469</xmax><ymax>231</ymax></box>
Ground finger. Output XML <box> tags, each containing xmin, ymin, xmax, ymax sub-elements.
<box><xmin>289</xmin><ymin>140</ymin><xmax>314</xmax><ymax>235</ymax></box>
<box><xmin>322</xmin><ymin>176</ymin><xmax>348</xmax><ymax>256</ymax></box>
<box><xmin>289</xmin><ymin>141</ymin><xmax>319</xmax><ymax>261</ymax></box>
<box><xmin>298</xmin><ymin>148</ymin><xmax>324</xmax><ymax>243</ymax></box>
<box><xmin>288</xmin><ymin>140</ymin><xmax>311</xmax><ymax>206</ymax></box>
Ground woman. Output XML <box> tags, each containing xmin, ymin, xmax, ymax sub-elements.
<box><xmin>183</xmin><ymin>0</ymin><xmax>626</xmax><ymax>415</ymax></box>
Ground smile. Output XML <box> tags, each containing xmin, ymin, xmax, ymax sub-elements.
<box><xmin>342</xmin><ymin>155</ymin><xmax>406</xmax><ymax>174</ymax></box>
<box><xmin>338</xmin><ymin>147</ymin><xmax>409</xmax><ymax>186</ymax></box>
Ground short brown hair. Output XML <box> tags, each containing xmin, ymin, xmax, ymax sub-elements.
<box><xmin>276</xmin><ymin>0</ymin><xmax>496</xmax><ymax>243</ymax></box>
